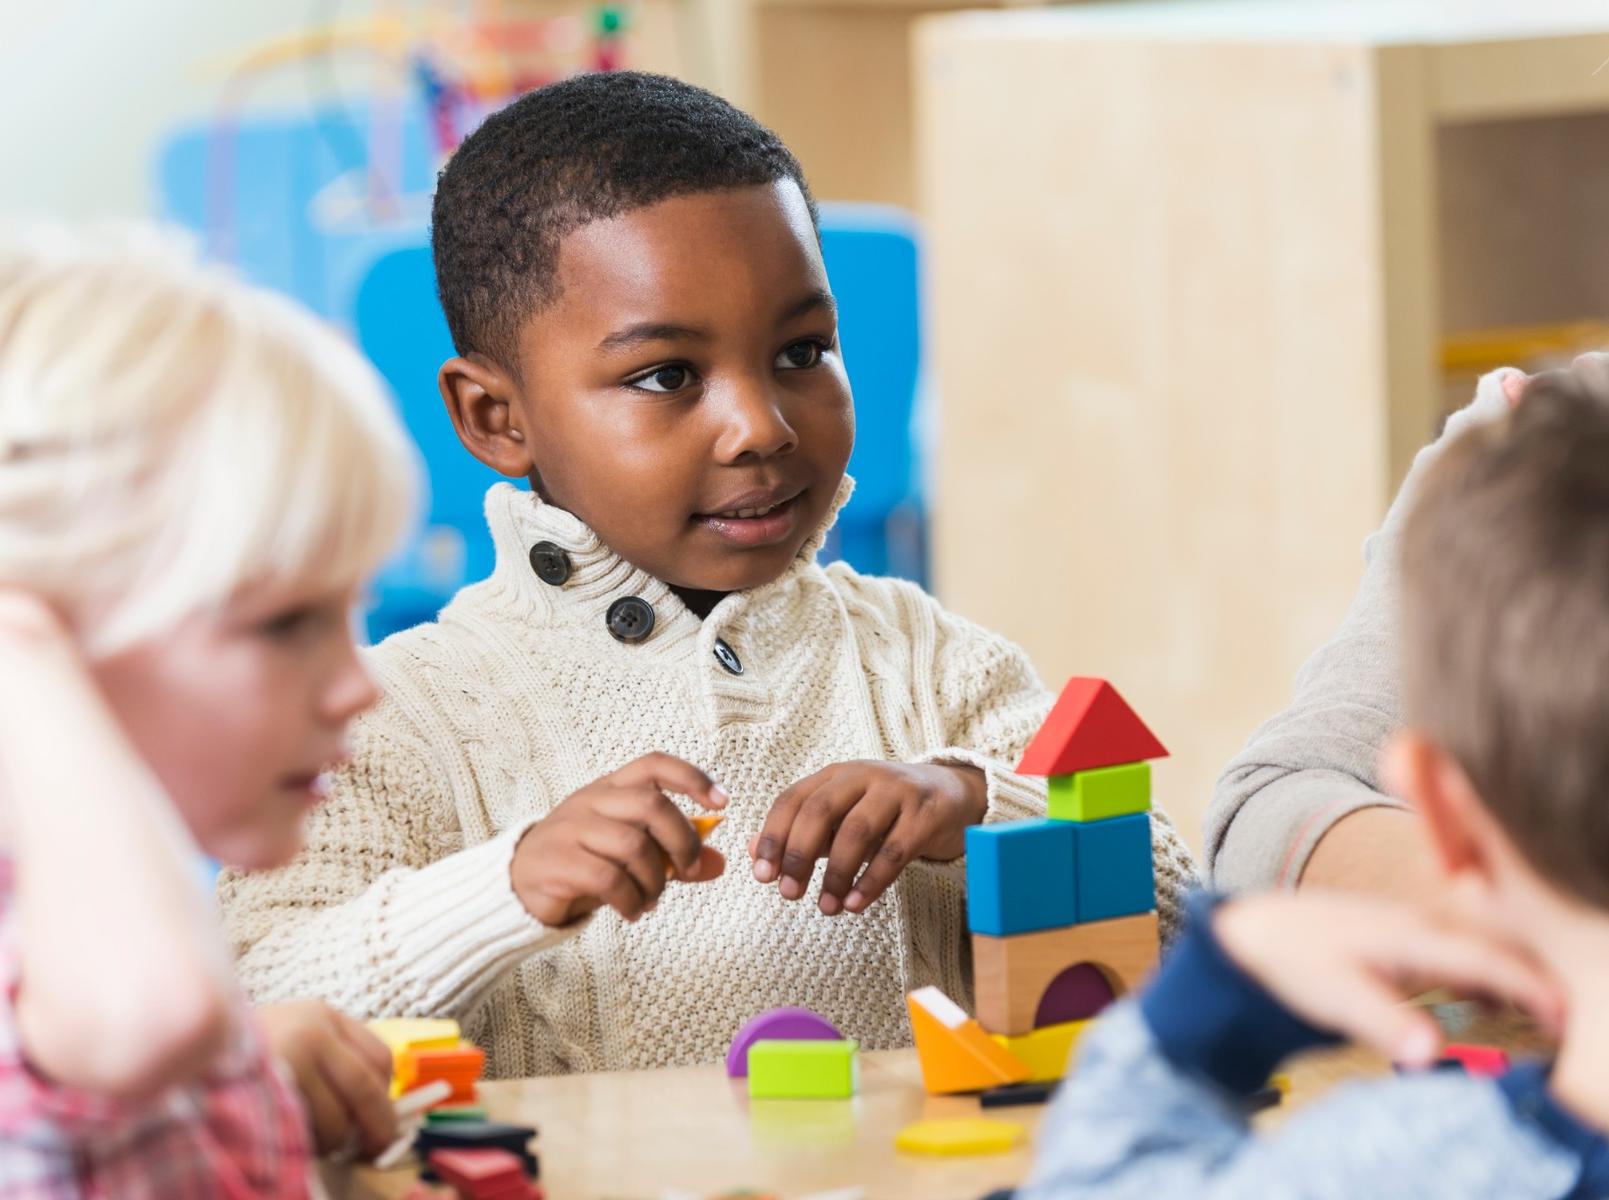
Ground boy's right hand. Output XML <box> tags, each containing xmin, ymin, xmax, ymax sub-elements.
<box><xmin>510</xmin><ymin>753</ymin><xmax>727</xmax><ymax>927</ymax></box>
<box><xmin>1212</xmin><ymin>892</ymin><xmax>1564</xmax><ymax>1068</ymax></box>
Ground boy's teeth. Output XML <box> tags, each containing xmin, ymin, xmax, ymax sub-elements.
<box><xmin>721</xmin><ymin>501</ymin><xmax>780</xmax><ymax>518</ymax></box>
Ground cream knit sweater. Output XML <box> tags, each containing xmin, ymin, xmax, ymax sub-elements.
<box><xmin>220</xmin><ymin>482</ymin><xmax>1197</xmax><ymax>1079</ymax></box>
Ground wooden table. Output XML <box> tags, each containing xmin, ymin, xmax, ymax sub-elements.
<box><xmin>327</xmin><ymin>1036</ymin><xmax>1431</xmax><ymax>1199</ymax></box>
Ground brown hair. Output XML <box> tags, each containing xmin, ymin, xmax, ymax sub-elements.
<box><xmin>1401</xmin><ymin>369</ymin><xmax>1609</xmax><ymax>908</ymax></box>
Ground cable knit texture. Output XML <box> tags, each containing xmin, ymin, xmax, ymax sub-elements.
<box><xmin>220</xmin><ymin>481</ymin><xmax>1197</xmax><ymax>1079</ymax></box>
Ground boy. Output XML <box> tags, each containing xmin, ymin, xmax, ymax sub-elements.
<box><xmin>219</xmin><ymin>72</ymin><xmax>1197</xmax><ymax>1078</ymax></box>
<box><xmin>1022</xmin><ymin>369</ymin><xmax>1609</xmax><ymax>1198</ymax></box>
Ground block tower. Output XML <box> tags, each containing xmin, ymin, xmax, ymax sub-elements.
<box><xmin>908</xmin><ymin>677</ymin><xmax>1166</xmax><ymax>1092</ymax></box>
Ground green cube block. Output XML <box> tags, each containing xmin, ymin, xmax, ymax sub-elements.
<box><xmin>1048</xmin><ymin>762</ymin><xmax>1151</xmax><ymax>822</ymax></box>
<box><xmin>746</xmin><ymin>1038</ymin><xmax>858</xmax><ymax>1099</ymax></box>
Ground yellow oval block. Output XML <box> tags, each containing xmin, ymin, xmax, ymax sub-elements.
<box><xmin>895</xmin><ymin>1117</ymin><xmax>1024</xmax><ymax>1157</ymax></box>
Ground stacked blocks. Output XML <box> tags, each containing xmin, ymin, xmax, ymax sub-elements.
<box><xmin>746</xmin><ymin>1039</ymin><xmax>859</xmax><ymax>1099</ymax></box>
<box><xmin>417</xmin><ymin>1121</ymin><xmax>539</xmax><ymax>1186</ymax></box>
<box><xmin>910</xmin><ymin>678</ymin><xmax>1166</xmax><ymax>1094</ymax></box>
<box><xmin>427</xmin><ymin>1147</ymin><xmax>543</xmax><ymax>1199</ymax></box>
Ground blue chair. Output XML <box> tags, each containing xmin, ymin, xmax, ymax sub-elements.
<box><xmin>818</xmin><ymin>203</ymin><xmax>928</xmax><ymax>584</ymax></box>
<box><xmin>351</xmin><ymin>246</ymin><xmax>513</xmax><ymax>640</ymax></box>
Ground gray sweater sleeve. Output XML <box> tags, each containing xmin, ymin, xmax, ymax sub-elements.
<box><xmin>1204</xmin><ymin>369</ymin><xmax>1517</xmax><ymax>890</ymax></box>
<box><xmin>1019</xmin><ymin>1002</ymin><xmax>1580</xmax><ymax>1200</ymax></box>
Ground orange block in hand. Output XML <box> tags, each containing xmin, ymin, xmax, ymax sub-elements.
<box><xmin>907</xmin><ymin>986</ymin><xmax>1030</xmax><ymax>1095</ymax></box>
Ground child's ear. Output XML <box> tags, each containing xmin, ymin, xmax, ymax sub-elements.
<box><xmin>438</xmin><ymin>355</ymin><xmax>534</xmax><ymax>477</ymax></box>
<box><xmin>1383</xmin><ymin>732</ymin><xmax>1497</xmax><ymax>900</ymax></box>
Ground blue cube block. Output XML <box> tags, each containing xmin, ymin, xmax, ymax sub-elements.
<box><xmin>1074</xmin><ymin>813</ymin><xmax>1155</xmax><ymax>923</ymax></box>
<box><xmin>965</xmin><ymin>819</ymin><xmax>1078</xmax><ymax>936</ymax></box>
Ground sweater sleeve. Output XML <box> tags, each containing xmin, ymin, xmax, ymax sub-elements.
<box><xmin>1204</xmin><ymin>368</ymin><xmax>1516</xmax><ymax>891</ymax></box>
<box><xmin>1019</xmin><ymin>908</ymin><xmax>1583</xmax><ymax>1200</ymax></box>
<box><xmin>219</xmin><ymin>699</ymin><xmax>581</xmax><ymax>1021</ymax></box>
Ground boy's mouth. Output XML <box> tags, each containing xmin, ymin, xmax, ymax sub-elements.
<box><xmin>693</xmin><ymin>487</ymin><xmax>806</xmax><ymax>548</ymax></box>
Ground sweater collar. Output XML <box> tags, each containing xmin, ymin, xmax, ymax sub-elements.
<box><xmin>477</xmin><ymin>475</ymin><xmax>855</xmax><ymax>645</ymax></box>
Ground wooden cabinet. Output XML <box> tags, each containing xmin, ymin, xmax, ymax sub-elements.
<box><xmin>916</xmin><ymin>1</ymin><xmax>1609</xmax><ymax>848</ymax></box>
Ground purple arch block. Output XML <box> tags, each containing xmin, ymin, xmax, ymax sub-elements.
<box><xmin>725</xmin><ymin>1007</ymin><xmax>846</xmax><ymax>1077</ymax></box>
<box><xmin>1035</xmin><ymin>962</ymin><xmax>1118</xmax><ymax>1027</ymax></box>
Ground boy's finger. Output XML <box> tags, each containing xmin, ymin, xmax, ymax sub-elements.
<box><xmin>580</xmin><ymin>820</ymin><xmax>669</xmax><ymax>912</ymax></box>
<box><xmin>597</xmin><ymin>786</ymin><xmax>701</xmax><ymax>873</ymax></box>
<box><xmin>1301</xmin><ymin>968</ymin><xmax>1442</xmax><ymax>1068</ymax></box>
<box><xmin>613</xmin><ymin>752</ymin><xmax>728</xmax><ymax>811</ymax></box>
<box><xmin>753</xmin><ymin>771</ymin><xmax>826</xmax><ymax>882</ymax></box>
<box><xmin>818</xmin><ymin>794</ymin><xmax>898</xmax><ymax>916</ymax></box>
<box><xmin>673</xmin><ymin>844</ymin><xmax>726</xmax><ymax>884</ymax></box>
<box><xmin>1372</xmin><ymin>923</ymin><xmax>1563</xmax><ymax>1033</ymax></box>
<box><xmin>776</xmin><ymin>778</ymin><xmax>864</xmax><ymax>901</ymax></box>
<box><xmin>297</xmin><ymin>1058</ymin><xmax>352</xmax><ymax>1155</ymax></box>
<box><xmin>335</xmin><ymin>1012</ymin><xmax>397</xmax><ymax>1082</ymax></box>
<box><xmin>843</xmin><ymin>815</ymin><xmax>922</xmax><ymax>913</ymax></box>
<box><xmin>318</xmin><ymin>1038</ymin><xmax>398</xmax><ymax>1156</ymax></box>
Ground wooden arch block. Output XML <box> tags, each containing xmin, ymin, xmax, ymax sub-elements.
<box><xmin>972</xmin><ymin>911</ymin><xmax>1160</xmax><ymax>1036</ymax></box>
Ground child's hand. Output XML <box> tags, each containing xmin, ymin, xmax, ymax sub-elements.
<box><xmin>510</xmin><ymin>753</ymin><xmax>728</xmax><ymax>927</ymax></box>
<box><xmin>258</xmin><ymin>1000</ymin><xmax>396</xmax><ymax>1158</ymax></box>
<box><xmin>1213</xmin><ymin>892</ymin><xmax>1565</xmax><ymax>1067</ymax></box>
<box><xmin>751</xmin><ymin>761</ymin><xmax>987</xmax><ymax>916</ymax></box>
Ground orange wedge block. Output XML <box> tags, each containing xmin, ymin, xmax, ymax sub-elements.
<box><xmin>668</xmin><ymin>813</ymin><xmax>726</xmax><ymax>878</ymax></box>
<box><xmin>907</xmin><ymin>986</ymin><xmax>1031</xmax><ymax>1095</ymax></box>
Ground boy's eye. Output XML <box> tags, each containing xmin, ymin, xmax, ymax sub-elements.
<box><xmin>776</xmin><ymin>340</ymin><xmax>826</xmax><ymax>370</ymax></box>
<box><xmin>630</xmin><ymin>364</ymin><xmax>697</xmax><ymax>394</ymax></box>
<box><xmin>258</xmin><ymin>604</ymin><xmax>337</xmax><ymax>642</ymax></box>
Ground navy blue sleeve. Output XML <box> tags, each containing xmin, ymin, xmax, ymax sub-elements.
<box><xmin>1139</xmin><ymin>893</ymin><xmax>1341</xmax><ymax>1095</ymax></box>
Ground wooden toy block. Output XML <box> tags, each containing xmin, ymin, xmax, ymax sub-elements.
<box><xmin>979</xmin><ymin>1080</ymin><xmax>1057</xmax><ymax>1108</ymax></box>
<box><xmin>426</xmin><ymin>1105</ymin><xmax>490</xmax><ymax>1124</ymax></box>
<box><xmin>746</xmin><ymin>1038</ymin><xmax>858</xmax><ymax>1099</ymax></box>
<box><xmin>370</xmin><ymin>1018</ymin><xmax>463</xmax><ymax>1097</ymax></box>
<box><xmin>725</xmin><ymin>1007</ymin><xmax>845</xmax><ymax>1077</ymax></box>
<box><xmin>964</xmin><ymin>818</ymin><xmax>1077</xmax><ymax>936</ymax></box>
<box><xmin>973</xmin><ymin>911</ymin><xmax>1160</xmax><ymax>1036</ymax></box>
<box><xmin>1034</xmin><ymin>961</ymin><xmax>1116</xmax><ymax>1026</ymax></box>
<box><xmin>416</xmin><ymin>1122</ymin><xmax>538</xmax><ymax>1184</ymax></box>
<box><xmin>907</xmin><ymin>986</ymin><xmax>1031</xmax><ymax>1095</ymax></box>
<box><xmin>1017</xmin><ymin>677</ymin><xmax>1168</xmax><ymax>777</ymax></box>
<box><xmin>987</xmin><ymin>1019</ymin><xmax>1089</xmax><ymax>1083</ymax></box>
<box><xmin>398</xmin><ymin>1042</ymin><xmax>486</xmax><ymax>1105</ymax></box>
<box><xmin>1074</xmin><ymin>813</ymin><xmax>1155</xmax><ymax>923</ymax></box>
<box><xmin>894</xmin><ymin>1117</ymin><xmax>1024</xmax><ymax>1157</ymax></box>
<box><xmin>1047</xmin><ymin>762</ymin><xmax>1151</xmax><ymax>822</ymax></box>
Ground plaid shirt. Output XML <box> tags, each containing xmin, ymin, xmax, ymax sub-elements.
<box><xmin>0</xmin><ymin>859</ymin><xmax>314</xmax><ymax>1198</ymax></box>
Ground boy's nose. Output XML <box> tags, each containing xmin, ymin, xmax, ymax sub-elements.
<box><xmin>712</xmin><ymin>379</ymin><xmax>798</xmax><ymax>463</ymax></box>
<box><xmin>322</xmin><ymin>645</ymin><xmax>381</xmax><ymax>725</ymax></box>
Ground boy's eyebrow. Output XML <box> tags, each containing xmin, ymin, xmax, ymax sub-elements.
<box><xmin>595</xmin><ymin>290</ymin><xmax>837</xmax><ymax>353</ymax></box>
<box><xmin>597</xmin><ymin>322</ymin><xmax>711</xmax><ymax>352</ymax></box>
<box><xmin>780</xmin><ymin>289</ymin><xmax>837</xmax><ymax>323</ymax></box>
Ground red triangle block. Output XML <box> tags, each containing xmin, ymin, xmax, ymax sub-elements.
<box><xmin>1018</xmin><ymin>678</ymin><xmax>1169</xmax><ymax>776</ymax></box>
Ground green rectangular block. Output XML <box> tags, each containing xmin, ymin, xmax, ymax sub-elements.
<box><xmin>1048</xmin><ymin>762</ymin><xmax>1151</xmax><ymax>822</ymax></box>
<box><xmin>746</xmin><ymin>1039</ymin><xmax>858</xmax><ymax>1099</ymax></box>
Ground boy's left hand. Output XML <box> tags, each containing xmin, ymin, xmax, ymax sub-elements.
<box><xmin>751</xmin><ymin>762</ymin><xmax>987</xmax><ymax>916</ymax></box>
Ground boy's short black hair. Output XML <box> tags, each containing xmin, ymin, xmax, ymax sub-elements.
<box><xmin>431</xmin><ymin>71</ymin><xmax>817</xmax><ymax>370</ymax></box>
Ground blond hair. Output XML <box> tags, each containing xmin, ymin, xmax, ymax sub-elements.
<box><xmin>0</xmin><ymin>223</ymin><xmax>419</xmax><ymax>654</ymax></box>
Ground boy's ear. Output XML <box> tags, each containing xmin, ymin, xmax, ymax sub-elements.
<box><xmin>438</xmin><ymin>355</ymin><xmax>534</xmax><ymax>478</ymax></box>
<box><xmin>1383</xmin><ymin>732</ymin><xmax>1494</xmax><ymax>889</ymax></box>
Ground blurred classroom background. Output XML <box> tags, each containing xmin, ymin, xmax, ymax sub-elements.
<box><xmin>6</xmin><ymin>0</ymin><xmax>1609</xmax><ymax>853</ymax></box>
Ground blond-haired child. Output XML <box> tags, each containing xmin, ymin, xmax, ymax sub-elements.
<box><xmin>0</xmin><ymin>225</ymin><xmax>418</xmax><ymax>1193</ymax></box>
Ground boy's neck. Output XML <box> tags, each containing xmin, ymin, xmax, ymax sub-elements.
<box><xmin>1532</xmin><ymin>901</ymin><xmax>1609</xmax><ymax>1133</ymax></box>
<box><xmin>669</xmin><ymin>586</ymin><xmax>729</xmax><ymax>621</ymax></box>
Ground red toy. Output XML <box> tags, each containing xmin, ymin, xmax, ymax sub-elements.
<box><xmin>1016</xmin><ymin>678</ymin><xmax>1169</xmax><ymax>776</ymax></box>
<box><xmin>1441</xmin><ymin>1043</ymin><xmax>1510</xmax><ymax>1077</ymax></box>
<box><xmin>428</xmin><ymin>1147</ymin><xmax>542</xmax><ymax>1199</ymax></box>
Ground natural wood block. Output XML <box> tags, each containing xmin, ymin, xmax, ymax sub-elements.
<box><xmin>972</xmin><ymin>913</ymin><xmax>1160</xmax><ymax>1036</ymax></box>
